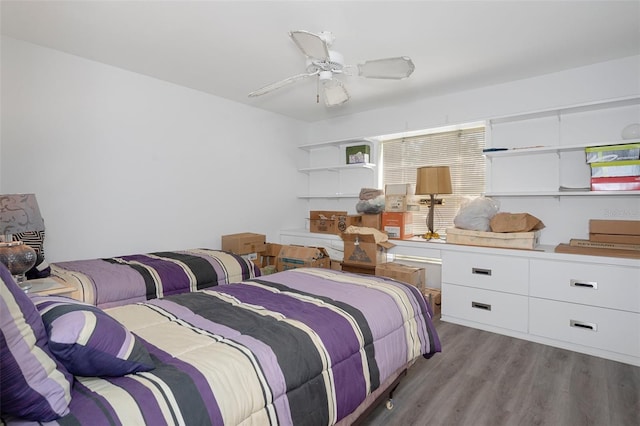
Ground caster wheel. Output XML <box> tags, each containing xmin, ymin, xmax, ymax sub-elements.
<box><xmin>385</xmin><ymin>399</ymin><xmax>394</xmax><ymax>410</ymax></box>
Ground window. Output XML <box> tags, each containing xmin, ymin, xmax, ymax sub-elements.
<box><xmin>381</xmin><ymin>125</ymin><xmax>486</xmax><ymax>236</ymax></box>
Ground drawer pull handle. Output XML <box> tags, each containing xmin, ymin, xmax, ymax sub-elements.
<box><xmin>570</xmin><ymin>279</ymin><xmax>597</xmax><ymax>290</ymax></box>
<box><xmin>472</xmin><ymin>268</ymin><xmax>492</xmax><ymax>276</ymax></box>
<box><xmin>471</xmin><ymin>301</ymin><xmax>492</xmax><ymax>311</ymax></box>
<box><xmin>570</xmin><ymin>320</ymin><xmax>597</xmax><ymax>332</ymax></box>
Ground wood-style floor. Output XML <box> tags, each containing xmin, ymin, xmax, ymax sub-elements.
<box><xmin>360</xmin><ymin>318</ymin><xmax>640</xmax><ymax>426</ymax></box>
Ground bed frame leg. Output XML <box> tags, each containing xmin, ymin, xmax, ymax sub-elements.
<box><xmin>351</xmin><ymin>368</ymin><xmax>408</xmax><ymax>424</ymax></box>
<box><xmin>385</xmin><ymin>382</ymin><xmax>400</xmax><ymax>410</ymax></box>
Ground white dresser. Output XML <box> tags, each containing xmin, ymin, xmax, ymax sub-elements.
<box><xmin>441</xmin><ymin>245</ymin><xmax>640</xmax><ymax>366</ymax></box>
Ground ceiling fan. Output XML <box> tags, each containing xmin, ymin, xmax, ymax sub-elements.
<box><xmin>248</xmin><ymin>30</ymin><xmax>415</xmax><ymax>107</ymax></box>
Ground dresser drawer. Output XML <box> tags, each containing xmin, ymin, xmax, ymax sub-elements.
<box><xmin>442</xmin><ymin>251</ymin><xmax>528</xmax><ymax>295</ymax></box>
<box><xmin>442</xmin><ymin>283</ymin><xmax>528</xmax><ymax>333</ymax></box>
<box><xmin>530</xmin><ymin>259</ymin><xmax>640</xmax><ymax>313</ymax></box>
<box><xmin>530</xmin><ymin>298</ymin><xmax>640</xmax><ymax>358</ymax></box>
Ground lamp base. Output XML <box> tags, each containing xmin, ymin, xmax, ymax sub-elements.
<box><xmin>0</xmin><ymin>241</ymin><xmax>36</xmax><ymax>291</ymax></box>
<box><xmin>422</xmin><ymin>231</ymin><xmax>441</xmax><ymax>240</ymax></box>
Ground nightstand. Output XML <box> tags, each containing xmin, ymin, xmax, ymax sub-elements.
<box><xmin>25</xmin><ymin>278</ymin><xmax>75</xmax><ymax>297</ymax></box>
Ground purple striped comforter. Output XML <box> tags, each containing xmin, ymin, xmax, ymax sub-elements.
<box><xmin>18</xmin><ymin>268</ymin><xmax>440</xmax><ymax>425</ymax></box>
<box><xmin>49</xmin><ymin>249</ymin><xmax>260</xmax><ymax>308</ymax></box>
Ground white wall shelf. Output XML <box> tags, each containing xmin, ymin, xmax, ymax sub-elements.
<box><xmin>485</xmin><ymin>190</ymin><xmax>638</xmax><ymax>197</ymax></box>
<box><xmin>488</xmin><ymin>95</ymin><xmax>640</xmax><ymax>125</ymax></box>
<box><xmin>298</xmin><ymin>163</ymin><xmax>376</xmax><ymax>173</ymax></box>
<box><xmin>298</xmin><ymin>137</ymin><xmax>376</xmax><ymax>151</ymax></box>
<box><xmin>484</xmin><ymin>138</ymin><xmax>640</xmax><ymax>157</ymax></box>
<box><xmin>297</xmin><ymin>194</ymin><xmax>360</xmax><ymax>199</ymax></box>
<box><xmin>485</xmin><ymin>95</ymin><xmax>640</xmax><ymax>246</ymax></box>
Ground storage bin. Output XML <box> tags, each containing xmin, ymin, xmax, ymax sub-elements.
<box><xmin>585</xmin><ymin>143</ymin><xmax>640</xmax><ymax>163</ymax></box>
<box><xmin>590</xmin><ymin>160</ymin><xmax>640</xmax><ymax>178</ymax></box>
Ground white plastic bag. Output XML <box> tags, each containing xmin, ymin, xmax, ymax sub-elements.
<box><xmin>453</xmin><ymin>196</ymin><xmax>500</xmax><ymax>231</ymax></box>
<box><xmin>356</xmin><ymin>194</ymin><xmax>385</xmax><ymax>214</ymax></box>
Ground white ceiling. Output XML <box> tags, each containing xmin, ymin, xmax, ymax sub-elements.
<box><xmin>2</xmin><ymin>1</ymin><xmax>639</xmax><ymax>123</ymax></box>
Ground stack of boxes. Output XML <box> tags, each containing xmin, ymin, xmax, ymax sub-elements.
<box><xmin>221</xmin><ymin>232</ymin><xmax>333</xmax><ymax>274</ymax></box>
<box><xmin>555</xmin><ymin>219</ymin><xmax>640</xmax><ymax>259</ymax></box>
<box><xmin>309</xmin><ymin>210</ymin><xmax>381</xmax><ymax>234</ymax></box>
<box><xmin>586</xmin><ymin>143</ymin><xmax>640</xmax><ymax>190</ymax></box>
<box><xmin>382</xmin><ymin>183</ymin><xmax>418</xmax><ymax>240</ymax></box>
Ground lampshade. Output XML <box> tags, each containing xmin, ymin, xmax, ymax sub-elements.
<box><xmin>415</xmin><ymin>166</ymin><xmax>452</xmax><ymax>195</ymax></box>
<box><xmin>0</xmin><ymin>194</ymin><xmax>45</xmax><ymax>237</ymax></box>
<box><xmin>0</xmin><ymin>194</ymin><xmax>44</xmax><ymax>289</ymax></box>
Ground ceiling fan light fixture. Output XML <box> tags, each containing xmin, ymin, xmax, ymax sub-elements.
<box><xmin>323</xmin><ymin>79</ymin><xmax>350</xmax><ymax>107</ymax></box>
<box><xmin>319</xmin><ymin>70</ymin><xmax>333</xmax><ymax>81</ymax></box>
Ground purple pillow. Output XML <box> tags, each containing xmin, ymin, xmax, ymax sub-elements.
<box><xmin>0</xmin><ymin>263</ymin><xmax>72</xmax><ymax>421</ymax></box>
<box><xmin>33</xmin><ymin>296</ymin><xmax>155</xmax><ymax>377</ymax></box>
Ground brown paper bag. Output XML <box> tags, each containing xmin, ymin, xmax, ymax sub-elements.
<box><xmin>490</xmin><ymin>213</ymin><xmax>545</xmax><ymax>233</ymax></box>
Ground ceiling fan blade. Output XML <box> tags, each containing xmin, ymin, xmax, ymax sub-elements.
<box><xmin>248</xmin><ymin>71</ymin><xmax>319</xmax><ymax>97</ymax></box>
<box><xmin>322</xmin><ymin>78</ymin><xmax>350</xmax><ymax>107</ymax></box>
<box><xmin>358</xmin><ymin>56</ymin><xmax>415</xmax><ymax>79</ymax></box>
<box><xmin>289</xmin><ymin>30</ymin><xmax>329</xmax><ymax>60</ymax></box>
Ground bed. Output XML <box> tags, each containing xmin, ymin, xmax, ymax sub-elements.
<box><xmin>1</xmin><ymin>266</ymin><xmax>440</xmax><ymax>425</ymax></box>
<box><xmin>48</xmin><ymin>249</ymin><xmax>261</xmax><ymax>308</ymax></box>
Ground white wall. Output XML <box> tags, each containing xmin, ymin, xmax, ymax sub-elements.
<box><xmin>306</xmin><ymin>56</ymin><xmax>640</xmax><ymax>246</ymax></box>
<box><xmin>1</xmin><ymin>37</ymin><xmax>308</xmax><ymax>262</ymax></box>
<box><xmin>308</xmin><ymin>55</ymin><xmax>640</xmax><ymax>143</ymax></box>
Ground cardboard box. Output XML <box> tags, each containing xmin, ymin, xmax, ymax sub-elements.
<box><xmin>382</xmin><ymin>212</ymin><xmax>414</xmax><ymax>239</ymax></box>
<box><xmin>330</xmin><ymin>259</ymin><xmax>342</xmax><ymax>271</ymax></box>
<box><xmin>591</xmin><ymin>176</ymin><xmax>640</xmax><ymax>191</ymax></box>
<box><xmin>343</xmin><ymin>214</ymin><xmax>383</xmax><ymax>230</ymax></box>
<box><xmin>255</xmin><ymin>243</ymin><xmax>283</xmax><ymax>267</ymax></box>
<box><xmin>359</xmin><ymin>213</ymin><xmax>382</xmax><ymax>230</ymax></box>
<box><xmin>345</xmin><ymin>145</ymin><xmax>371</xmax><ymax>164</ymax></box>
<box><xmin>384</xmin><ymin>195</ymin><xmax>420</xmax><ymax>212</ymax></box>
<box><xmin>422</xmin><ymin>288</ymin><xmax>441</xmax><ymax>316</ymax></box>
<box><xmin>342</xmin><ymin>214</ymin><xmax>373</xmax><ymax>230</ymax></box>
<box><xmin>589</xmin><ymin>233</ymin><xmax>640</xmax><ymax>245</ymax></box>
<box><xmin>385</xmin><ymin>183</ymin><xmax>415</xmax><ymax>195</ymax></box>
<box><xmin>276</xmin><ymin>245</ymin><xmax>331</xmax><ymax>271</ymax></box>
<box><xmin>585</xmin><ymin>143</ymin><xmax>640</xmax><ymax>163</ymax></box>
<box><xmin>490</xmin><ymin>213</ymin><xmax>545</xmax><ymax>233</ymax></box>
<box><xmin>309</xmin><ymin>210</ymin><xmax>348</xmax><ymax>234</ymax></box>
<box><xmin>555</xmin><ymin>243</ymin><xmax>640</xmax><ymax>259</ymax></box>
<box><xmin>341</xmin><ymin>262</ymin><xmax>376</xmax><ymax>275</ymax></box>
<box><xmin>341</xmin><ymin>233</ymin><xmax>395</xmax><ymax>267</ymax></box>
<box><xmin>375</xmin><ymin>262</ymin><xmax>425</xmax><ymax>290</ymax></box>
<box><xmin>221</xmin><ymin>232</ymin><xmax>266</xmax><ymax>255</ymax></box>
<box><xmin>446</xmin><ymin>227</ymin><xmax>540</xmax><ymax>250</ymax></box>
<box><xmin>589</xmin><ymin>220</ymin><xmax>640</xmax><ymax>236</ymax></box>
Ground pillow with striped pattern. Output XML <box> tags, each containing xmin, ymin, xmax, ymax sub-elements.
<box><xmin>0</xmin><ymin>264</ymin><xmax>72</xmax><ymax>421</ymax></box>
<box><xmin>33</xmin><ymin>296</ymin><xmax>155</xmax><ymax>377</ymax></box>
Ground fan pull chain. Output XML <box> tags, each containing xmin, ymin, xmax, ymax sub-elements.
<box><xmin>316</xmin><ymin>78</ymin><xmax>320</xmax><ymax>104</ymax></box>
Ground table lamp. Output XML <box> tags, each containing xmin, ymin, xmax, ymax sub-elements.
<box><xmin>0</xmin><ymin>194</ymin><xmax>45</xmax><ymax>290</ymax></box>
<box><xmin>415</xmin><ymin>166</ymin><xmax>452</xmax><ymax>240</ymax></box>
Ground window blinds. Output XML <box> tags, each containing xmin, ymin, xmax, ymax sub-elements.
<box><xmin>382</xmin><ymin>127</ymin><xmax>486</xmax><ymax>236</ymax></box>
